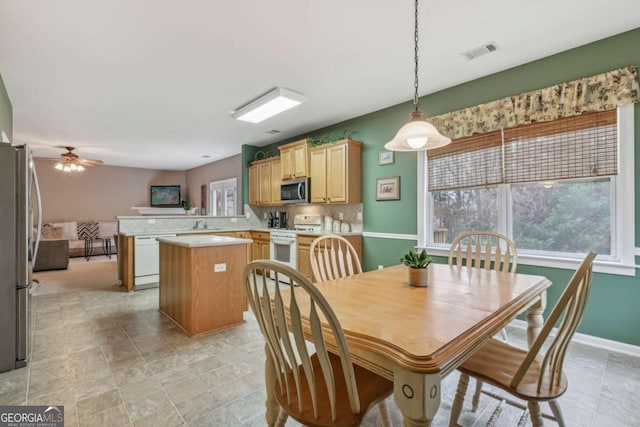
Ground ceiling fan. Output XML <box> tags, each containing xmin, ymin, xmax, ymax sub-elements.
<box><xmin>49</xmin><ymin>146</ymin><xmax>103</xmax><ymax>172</ymax></box>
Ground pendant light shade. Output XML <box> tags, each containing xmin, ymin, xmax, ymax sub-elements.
<box><xmin>385</xmin><ymin>0</ymin><xmax>450</xmax><ymax>152</ymax></box>
<box><xmin>385</xmin><ymin>111</ymin><xmax>451</xmax><ymax>151</ymax></box>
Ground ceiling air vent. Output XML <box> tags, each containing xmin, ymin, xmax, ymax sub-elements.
<box><xmin>462</xmin><ymin>42</ymin><xmax>500</xmax><ymax>61</ymax></box>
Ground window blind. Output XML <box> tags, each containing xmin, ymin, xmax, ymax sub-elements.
<box><xmin>427</xmin><ymin>110</ymin><xmax>617</xmax><ymax>192</ymax></box>
<box><xmin>503</xmin><ymin>110</ymin><xmax>617</xmax><ymax>183</ymax></box>
<box><xmin>428</xmin><ymin>131</ymin><xmax>503</xmax><ymax>191</ymax></box>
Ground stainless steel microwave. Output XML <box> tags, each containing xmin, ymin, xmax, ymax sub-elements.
<box><xmin>280</xmin><ymin>178</ymin><xmax>310</xmax><ymax>204</ymax></box>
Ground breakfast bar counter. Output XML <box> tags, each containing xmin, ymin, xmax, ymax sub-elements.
<box><xmin>156</xmin><ymin>235</ymin><xmax>252</xmax><ymax>336</ymax></box>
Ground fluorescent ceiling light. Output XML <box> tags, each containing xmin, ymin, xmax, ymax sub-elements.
<box><xmin>232</xmin><ymin>87</ymin><xmax>306</xmax><ymax>123</ymax></box>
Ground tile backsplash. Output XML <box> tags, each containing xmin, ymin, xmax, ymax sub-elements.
<box><xmin>118</xmin><ymin>204</ymin><xmax>363</xmax><ymax>233</ymax></box>
<box><xmin>247</xmin><ymin>203</ymin><xmax>363</xmax><ymax>232</ymax></box>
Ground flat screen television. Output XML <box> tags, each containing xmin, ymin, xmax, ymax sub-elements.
<box><xmin>150</xmin><ymin>185</ymin><xmax>181</xmax><ymax>207</ymax></box>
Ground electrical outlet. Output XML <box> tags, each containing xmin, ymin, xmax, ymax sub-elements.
<box><xmin>147</xmin><ymin>219</ymin><xmax>155</xmax><ymax>224</ymax></box>
<box><xmin>214</xmin><ymin>263</ymin><xmax>227</xmax><ymax>272</ymax></box>
<box><xmin>245</xmin><ymin>212</ymin><xmax>250</xmax><ymax>219</ymax></box>
<box><xmin>338</xmin><ymin>212</ymin><xmax>344</xmax><ymax>220</ymax></box>
<box><xmin>378</xmin><ymin>265</ymin><xmax>384</xmax><ymax>270</ymax></box>
<box><xmin>357</xmin><ymin>212</ymin><xmax>363</xmax><ymax>220</ymax></box>
<box><xmin>263</xmin><ymin>212</ymin><xmax>267</xmax><ymax>219</ymax></box>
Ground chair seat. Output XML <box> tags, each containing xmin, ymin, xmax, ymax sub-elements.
<box><xmin>458</xmin><ymin>338</ymin><xmax>568</xmax><ymax>401</ymax></box>
<box><xmin>276</xmin><ymin>352</ymin><xmax>393</xmax><ymax>427</ymax></box>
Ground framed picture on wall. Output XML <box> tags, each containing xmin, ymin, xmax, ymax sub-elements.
<box><xmin>379</xmin><ymin>150</ymin><xmax>395</xmax><ymax>165</ymax></box>
<box><xmin>375</xmin><ymin>176</ymin><xmax>400</xmax><ymax>201</ymax></box>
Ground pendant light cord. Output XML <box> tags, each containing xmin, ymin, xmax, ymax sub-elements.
<box><xmin>413</xmin><ymin>0</ymin><xmax>420</xmax><ymax>112</ymax></box>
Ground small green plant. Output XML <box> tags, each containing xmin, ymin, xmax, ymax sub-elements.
<box><xmin>401</xmin><ymin>249</ymin><xmax>432</xmax><ymax>269</ymax></box>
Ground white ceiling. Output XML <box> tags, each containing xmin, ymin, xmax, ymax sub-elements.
<box><xmin>1</xmin><ymin>0</ymin><xmax>639</xmax><ymax>170</ymax></box>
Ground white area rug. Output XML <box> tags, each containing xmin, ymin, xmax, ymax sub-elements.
<box><xmin>31</xmin><ymin>255</ymin><xmax>121</xmax><ymax>296</ymax></box>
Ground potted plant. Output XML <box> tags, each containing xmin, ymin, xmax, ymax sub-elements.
<box><xmin>401</xmin><ymin>249</ymin><xmax>433</xmax><ymax>287</ymax></box>
<box><xmin>183</xmin><ymin>202</ymin><xmax>192</xmax><ymax>215</ymax></box>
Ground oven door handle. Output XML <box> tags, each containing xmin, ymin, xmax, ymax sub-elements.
<box><xmin>271</xmin><ymin>237</ymin><xmax>296</xmax><ymax>246</ymax></box>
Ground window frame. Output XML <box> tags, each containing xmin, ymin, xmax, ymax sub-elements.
<box><xmin>208</xmin><ymin>177</ymin><xmax>238</xmax><ymax>217</ymax></box>
<box><xmin>418</xmin><ymin>104</ymin><xmax>635</xmax><ymax>276</ymax></box>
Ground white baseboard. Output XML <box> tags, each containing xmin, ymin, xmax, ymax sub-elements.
<box><xmin>510</xmin><ymin>319</ymin><xmax>640</xmax><ymax>357</ymax></box>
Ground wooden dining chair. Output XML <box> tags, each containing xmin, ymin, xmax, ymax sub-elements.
<box><xmin>448</xmin><ymin>251</ymin><xmax>596</xmax><ymax>427</ymax></box>
<box><xmin>310</xmin><ymin>235</ymin><xmax>362</xmax><ymax>283</ymax></box>
<box><xmin>449</xmin><ymin>230</ymin><xmax>518</xmax><ymax>407</ymax></box>
<box><xmin>448</xmin><ymin>230</ymin><xmax>518</xmax><ymax>273</ymax></box>
<box><xmin>244</xmin><ymin>260</ymin><xmax>393</xmax><ymax>427</ymax></box>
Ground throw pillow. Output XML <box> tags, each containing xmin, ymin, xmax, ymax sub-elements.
<box><xmin>50</xmin><ymin>227</ymin><xmax>63</xmax><ymax>239</ymax></box>
<box><xmin>41</xmin><ymin>223</ymin><xmax>54</xmax><ymax>239</ymax></box>
<box><xmin>77</xmin><ymin>222</ymin><xmax>99</xmax><ymax>240</ymax></box>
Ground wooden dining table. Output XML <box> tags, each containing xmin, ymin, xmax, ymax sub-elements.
<box><xmin>262</xmin><ymin>263</ymin><xmax>551</xmax><ymax>427</ymax></box>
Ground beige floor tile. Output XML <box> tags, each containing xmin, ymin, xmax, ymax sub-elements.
<box><xmin>76</xmin><ymin>389</ymin><xmax>123</xmax><ymax>420</ymax></box>
<box><xmin>125</xmin><ymin>389</ymin><xmax>173</xmax><ymax>422</ymax></box>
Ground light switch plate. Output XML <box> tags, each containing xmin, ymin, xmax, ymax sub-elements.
<box><xmin>231</xmin><ymin>217</ymin><xmax>238</xmax><ymax>222</ymax></box>
<box><xmin>147</xmin><ymin>219</ymin><xmax>155</xmax><ymax>224</ymax></box>
<box><xmin>214</xmin><ymin>263</ymin><xmax>227</xmax><ymax>272</ymax></box>
<box><xmin>357</xmin><ymin>212</ymin><xmax>363</xmax><ymax>220</ymax></box>
<box><xmin>338</xmin><ymin>212</ymin><xmax>344</xmax><ymax>220</ymax></box>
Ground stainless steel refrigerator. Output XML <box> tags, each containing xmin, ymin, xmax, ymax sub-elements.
<box><xmin>0</xmin><ymin>143</ymin><xmax>42</xmax><ymax>372</ymax></box>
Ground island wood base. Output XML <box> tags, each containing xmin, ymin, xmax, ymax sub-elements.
<box><xmin>159</xmin><ymin>241</ymin><xmax>250</xmax><ymax>336</ymax></box>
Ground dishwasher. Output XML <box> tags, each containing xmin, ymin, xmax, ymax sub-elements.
<box><xmin>134</xmin><ymin>234</ymin><xmax>176</xmax><ymax>290</ymax></box>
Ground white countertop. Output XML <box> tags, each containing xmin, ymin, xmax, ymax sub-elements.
<box><xmin>156</xmin><ymin>235</ymin><xmax>253</xmax><ymax>248</ymax></box>
<box><xmin>119</xmin><ymin>228</ymin><xmax>361</xmax><ymax>237</ymax></box>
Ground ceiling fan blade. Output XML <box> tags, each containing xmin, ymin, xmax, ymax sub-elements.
<box><xmin>78</xmin><ymin>158</ymin><xmax>103</xmax><ymax>165</ymax></box>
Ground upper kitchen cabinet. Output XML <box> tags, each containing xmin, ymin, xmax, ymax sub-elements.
<box><xmin>248</xmin><ymin>157</ymin><xmax>281</xmax><ymax>206</ymax></box>
<box><xmin>278</xmin><ymin>139</ymin><xmax>309</xmax><ymax>180</ymax></box>
<box><xmin>309</xmin><ymin>139</ymin><xmax>362</xmax><ymax>204</ymax></box>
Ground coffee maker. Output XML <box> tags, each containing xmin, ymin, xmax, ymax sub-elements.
<box><xmin>268</xmin><ymin>211</ymin><xmax>287</xmax><ymax>228</ymax></box>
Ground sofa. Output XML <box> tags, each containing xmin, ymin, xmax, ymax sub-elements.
<box><xmin>40</xmin><ymin>221</ymin><xmax>118</xmax><ymax>259</ymax></box>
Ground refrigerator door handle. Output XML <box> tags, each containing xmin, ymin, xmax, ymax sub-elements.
<box><xmin>32</xmin><ymin>160</ymin><xmax>42</xmax><ymax>263</ymax></box>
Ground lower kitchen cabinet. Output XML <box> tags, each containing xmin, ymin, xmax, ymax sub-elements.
<box><xmin>250</xmin><ymin>231</ymin><xmax>270</xmax><ymax>261</ymax></box>
<box><xmin>297</xmin><ymin>234</ymin><xmax>362</xmax><ymax>281</ymax></box>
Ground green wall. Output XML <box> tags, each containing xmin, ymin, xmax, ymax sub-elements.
<box><xmin>244</xmin><ymin>28</ymin><xmax>640</xmax><ymax>346</ymax></box>
<box><xmin>0</xmin><ymin>73</ymin><xmax>12</xmax><ymax>141</ymax></box>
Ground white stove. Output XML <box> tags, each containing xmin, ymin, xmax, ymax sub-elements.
<box><xmin>269</xmin><ymin>214</ymin><xmax>323</xmax><ymax>284</ymax></box>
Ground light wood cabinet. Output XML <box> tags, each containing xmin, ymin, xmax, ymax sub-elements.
<box><xmin>279</xmin><ymin>139</ymin><xmax>309</xmax><ymax>180</ymax></box>
<box><xmin>159</xmin><ymin>240</ymin><xmax>250</xmax><ymax>336</ymax></box>
<box><xmin>271</xmin><ymin>158</ymin><xmax>281</xmax><ymax>204</ymax></box>
<box><xmin>248</xmin><ymin>157</ymin><xmax>281</xmax><ymax>206</ymax></box>
<box><xmin>248</xmin><ymin>163</ymin><xmax>259</xmax><ymax>205</ymax></box>
<box><xmin>309</xmin><ymin>148</ymin><xmax>327</xmax><ymax>203</ymax></box>
<box><xmin>309</xmin><ymin>139</ymin><xmax>362</xmax><ymax>204</ymax></box>
<box><xmin>250</xmin><ymin>231</ymin><xmax>270</xmax><ymax>261</ymax></box>
<box><xmin>296</xmin><ymin>234</ymin><xmax>362</xmax><ymax>281</ymax></box>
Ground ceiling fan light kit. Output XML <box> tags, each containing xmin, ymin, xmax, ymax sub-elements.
<box><xmin>54</xmin><ymin>161</ymin><xmax>85</xmax><ymax>172</ymax></box>
<box><xmin>50</xmin><ymin>146</ymin><xmax>103</xmax><ymax>172</ymax></box>
<box><xmin>384</xmin><ymin>0</ymin><xmax>450</xmax><ymax>152</ymax></box>
<box><xmin>231</xmin><ymin>87</ymin><xmax>306</xmax><ymax>123</ymax></box>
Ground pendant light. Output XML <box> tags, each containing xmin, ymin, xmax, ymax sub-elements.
<box><xmin>384</xmin><ymin>0</ymin><xmax>451</xmax><ymax>152</ymax></box>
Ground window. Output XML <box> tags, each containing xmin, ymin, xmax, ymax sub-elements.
<box><xmin>419</xmin><ymin>105</ymin><xmax>635</xmax><ymax>275</ymax></box>
<box><xmin>209</xmin><ymin>178</ymin><xmax>237</xmax><ymax>216</ymax></box>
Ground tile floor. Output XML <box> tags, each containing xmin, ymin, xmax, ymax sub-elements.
<box><xmin>1</xmin><ymin>285</ymin><xmax>639</xmax><ymax>426</ymax></box>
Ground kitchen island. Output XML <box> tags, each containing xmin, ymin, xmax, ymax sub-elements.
<box><xmin>156</xmin><ymin>235</ymin><xmax>252</xmax><ymax>336</ymax></box>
